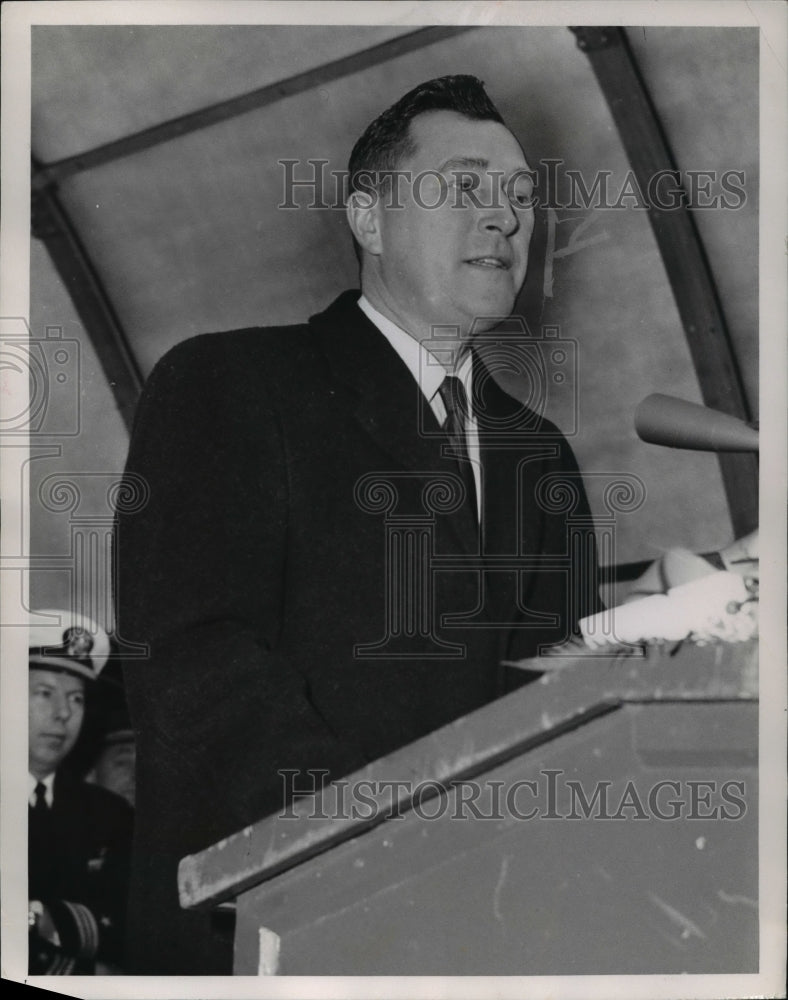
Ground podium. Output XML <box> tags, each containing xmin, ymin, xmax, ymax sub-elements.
<box><xmin>179</xmin><ymin>641</ymin><xmax>758</xmax><ymax>975</ymax></box>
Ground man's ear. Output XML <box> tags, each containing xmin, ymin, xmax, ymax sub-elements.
<box><xmin>346</xmin><ymin>189</ymin><xmax>383</xmax><ymax>256</ymax></box>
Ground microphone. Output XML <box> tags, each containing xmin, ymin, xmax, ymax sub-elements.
<box><xmin>635</xmin><ymin>394</ymin><xmax>759</xmax><ymax>452</ymax></box>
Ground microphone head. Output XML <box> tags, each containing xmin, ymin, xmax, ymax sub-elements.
<box><xmin>635</xmin><ymin>394</ymin><xmax>759</xmax><ymax>453</ymax></box>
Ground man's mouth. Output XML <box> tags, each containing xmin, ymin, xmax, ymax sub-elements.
<box><xmin>465</xmin><ymin>256</ymin><xmax>510</xmax><ymax>270</ymax></box>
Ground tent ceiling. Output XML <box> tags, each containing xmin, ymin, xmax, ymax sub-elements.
<box><xmin>32</xmin><ymin>25</ymin><xmax>409</xmax><ymax>160</ymax></box>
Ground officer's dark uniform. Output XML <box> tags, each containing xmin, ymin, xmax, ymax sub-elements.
<box><xmin>29</xmin><ymin>768</ymin><xmax>133</xmax><ymax>974</ymax></box>
<box><xmin>28</xmin><ymin>611</ymin><xmax>134</xmax><ymax>975</ymax></box>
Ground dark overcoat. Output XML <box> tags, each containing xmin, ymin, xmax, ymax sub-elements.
<box><xmin>115</xmin><ymin>291</ymin><xmax>600</xmax><ymax>973</ymax></box>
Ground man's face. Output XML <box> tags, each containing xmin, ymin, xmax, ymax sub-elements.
<box><xmin>29</xmin><ymin>668</ymin><xmax>85</xmax><ymax>779</ymax></box>
<box><xmin>92</xmin><ymin>740</ymin><xmax>136</xmax><ymax>806</ymax></box>
<box><xmin>367</xmin><ymin>109</ymin><xmax>535</xmax><ymax>341</ymax></box>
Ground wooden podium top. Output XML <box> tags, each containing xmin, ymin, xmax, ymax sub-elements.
<box><xmin>178</xmin><ymin>639</ymin><xmax>757</xmax><ymax>912</ymax></box>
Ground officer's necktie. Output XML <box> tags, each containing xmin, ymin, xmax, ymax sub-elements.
<box><xmin>438</xmin><ymin>375</ymin><xmax>477</xmax><ymax>518</ymax></box>
<box><xmin>33</xmin><ymin>782</ymin><xmax>49</xmax><ymax>813</ymax></box>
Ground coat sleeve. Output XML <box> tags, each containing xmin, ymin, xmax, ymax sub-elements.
<box><xmin>114</xmin><ymin>336</ymin><xmax>365</xmax><ymax>849</ymax></box>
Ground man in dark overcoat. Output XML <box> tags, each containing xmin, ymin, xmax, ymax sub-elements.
<box><xmin>115</xmin><ymin>75</ymin><xmax>601</xmax><ymax>973</ymax></box>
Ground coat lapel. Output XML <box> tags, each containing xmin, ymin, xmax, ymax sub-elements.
<box><xmin>473</xmin><ymin>347</ymin><xmax>563</xmax><ymax>662</ymax></box>
<box><xmin>309</xmin><ymin>292</ymin><xmax>479</xmax><ymax>554</ymax></box>
<box><xmin>473</xmin><ymin>346</ymin><xmax>551</xmax><ymax>561</ymax></box>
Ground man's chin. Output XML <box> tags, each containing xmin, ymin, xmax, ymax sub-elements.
<box><xmin>32</xmin><ymin>745</ymin><xmax>70</xmax><ymax>772</ymax></box>
<box><xmin>464</xmin><ymin>302</ymin><xmax>518</xmax><ymax>337</ymax></box>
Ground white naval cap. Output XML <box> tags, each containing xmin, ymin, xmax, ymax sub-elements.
<box><xmin>28</xmin><ymin>609</ymin><xmax>110</xmax><ymax>682</ymax></box>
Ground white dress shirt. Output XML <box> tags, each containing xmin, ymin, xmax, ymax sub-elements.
<box><xmin>358</xmin><ymin>295</ymin><xmax>482</xmax><ymax>521</ymax></box>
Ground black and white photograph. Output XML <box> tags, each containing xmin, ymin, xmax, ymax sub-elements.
<box><xmin>1</xmin><ymin>1</ymin><xmax>785</xmax><ymax>996</ymax></box>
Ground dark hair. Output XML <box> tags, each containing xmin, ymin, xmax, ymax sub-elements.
<box><xmin>347</xmin><ymin>75</ymin><xmax>506</xmax><ymax>262</ymax></box>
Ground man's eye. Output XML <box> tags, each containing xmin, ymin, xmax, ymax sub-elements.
<box><xmin>510</xmin><ymin>190</ymin><xmax>534</xmax><ymax>208</ymax></box>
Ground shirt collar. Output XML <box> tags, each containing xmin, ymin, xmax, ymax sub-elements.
<box><xmin>358</xmin><ymin>295</ymin><xmax>448</xmax><ymax>405</ymax></box>
<box><xmin>28</xmin><ymin>771</ymin><xmax>55</xmax><ymax>806</ymax></box>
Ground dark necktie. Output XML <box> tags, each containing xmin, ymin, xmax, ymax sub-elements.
<box><xmin>29</xmin><ymin>780</ymin><xmax>55</xmax><ymax>913</ymax></box>
<box><xmin>438</xmin><ymin>375</ymin><xmax>477</xmax><ymax>517</ymax></box>
<box><xmin>33</xmin><ymin>782</ymin><xmax>49</xmax><ymax>813</ymax></box>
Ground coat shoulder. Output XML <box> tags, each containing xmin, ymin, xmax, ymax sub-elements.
<box><xmin>144</xmin><ymin>323</ymin><xmax>323</xmax><ymax>403</ymax></box>
<box><xmin>57</xmin><ymin>770</ymin><xmax>133</xmax><ymax>832</ymax></box>
<box><xmin>154</xmin><ymin>323</ymin><xmax>312</xmax><ymax>373</ymax></box>
<box><xmin>81</xmin><ymin>779</ymin><xmax>134</xmax><ymax>821</ymax></box>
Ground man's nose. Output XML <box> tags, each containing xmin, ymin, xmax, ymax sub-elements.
<box><xmin>53</xmin><ymin>693</ymin><xmax>71</xmax><ymax>720</ymax></box>
<box><xmin>477</xmin><ymin>197</ymin><xmax>519</xmax><ymax>236</ymax></box>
